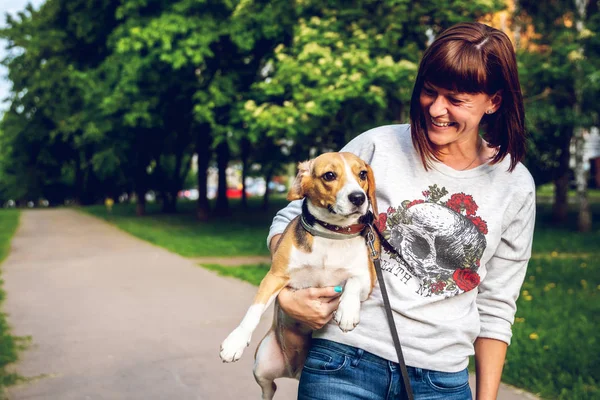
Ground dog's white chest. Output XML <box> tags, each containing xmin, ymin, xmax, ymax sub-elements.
<box><xmin>287</xmin><ymin>235</ymin><xmax>369</xmax><ymax>289</ymax></box>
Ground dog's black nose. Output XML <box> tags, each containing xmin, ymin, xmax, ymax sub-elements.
<box><xmin>348</xmin><ymin>191</ymin><xmax>366</xmax><ymax>206</ymax></box>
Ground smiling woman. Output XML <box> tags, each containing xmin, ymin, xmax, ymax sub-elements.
<box><xmin>419</xmin><ymin>83</ymin><xmax>500</xmax><ymax>168</ymax></box>
<box><xmin>410</xmin><ymin>22</ymin><xmax>526</xmax><ymax>174</ymax></box>
<box><xmin>268</xmin><ymin>22</ymin><xmax>535</xmax><ymax>400</ymax></box>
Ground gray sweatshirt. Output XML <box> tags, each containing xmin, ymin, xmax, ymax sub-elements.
<box><xmin>267</xmin><ymin>124</ymin><xmax>535</xmax><ymax>372</ymax></box>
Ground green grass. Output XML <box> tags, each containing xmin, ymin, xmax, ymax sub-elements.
<box><xmin>536</xmin><ymin>185</ymin><xmax>600</xmax><ymax>201</ymax></box>
<box><xmin>81</xmin><ymin>196</ymin><xmax>600</xmax><ymax>399</ymax></box>
<box><xmin>506</xmin><ymin>256</ymin><xmax>599</xmax><ymax>399</ymax></box>
<box><xmin>0</xmin><ymin>209</ymin><xmax>21</xmax><ymax>389</ymax></box>
<box><xmin>502</xmin><ymin>202</ymin><xmax>600</xmax><ymax>399</ymax></box>
<box><xmin>81</xmin><ymin>198</ymin><xmax>288</xmax><ymax>257</ymax></box>
<box><xmin>202</xmin><ymin>263</ymin><xmax>270</xmax><ymax>286</ymax></box>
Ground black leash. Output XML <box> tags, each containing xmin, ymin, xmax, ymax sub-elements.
<box><xmin>365</xmin><ymin>226</ymin><xmax>415</xmax><ymax>400</ymax></box>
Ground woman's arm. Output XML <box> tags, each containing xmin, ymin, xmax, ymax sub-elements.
<box><xmin>474</xmin><ymin>337</ymin><xmax>508</xmax><ymax>400</ymax></box>
<box><xmin>476</xmin><ymin>178</ymin><xmax>535</xmax><ymax>398</ymax></box>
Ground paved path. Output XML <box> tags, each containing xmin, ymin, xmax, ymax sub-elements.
<box><xmin>2</xmin><ymin>209</ymin><xmax>537</xmax><ymax>399</ymax></box>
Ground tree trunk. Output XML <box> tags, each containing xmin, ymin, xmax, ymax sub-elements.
<box><xmin>553</xmin><ymin>130</ymin><xmax>571</xmax><ymax>223</ymax></box>
<box><xmin>573</xmin><ymin>0</ymin><xmax>592</xmax><ymax>232</ymax></box>
<box><xmin>136</xmin><ymin>191</ymin><xmax>146</xmax><ymax>216</ymax></box>
<box><xmin>196</xmin><ymin>128</ymin><xmax>212</xmax><ymax>221</ymax></box>
<box><xmin>162</xmin><ymin>192</ymin><xmax>177</xmax><ymax>213</ymax></box>
<box><xmin>553</xmin><ymin>174</ymin><xmax>569</xmax><ymax>223</ymax></box>
<box><xmin>574</xmin><ymin>128</ymin><xmax>592</xmax><ymax>232</ymax></box>
<box><xmin>262</xmin><ymin>168</ymin><xmax>273</xmax><ymax>211</ymax></box>
<box><xmin>160</xmin><ymin>150</ymin><xmax>186</xmax><ymax>214</ymax></box>
<box><xmin>74</xmin><ymin>155</ymin><xmax>83</xmax><ymax>206</ymax></box>
<box><xmin>215</xmin><ymin>140</ymin><xmax>230</xmax><ymax>216</ymax></box>
<box><xmin>240</xmin><ymin>138</ymin><xmax>250</xmax><ymax>210</ymax></box>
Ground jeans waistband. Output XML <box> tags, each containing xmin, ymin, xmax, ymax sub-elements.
<box><xmin>311</xmin><ymin>339</ymin><xmax>398</xmax><ymax>368</ymax></box>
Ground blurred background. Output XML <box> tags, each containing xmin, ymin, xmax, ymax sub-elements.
<box><xmin>0</xmin><ymin>1</ymin><xmax>598</xmax><ymax>399</ymax></box>
<box><xmin>0</xmin><ymin>0</ymin><xmax>598</xmax><ymax>223</ymax></box>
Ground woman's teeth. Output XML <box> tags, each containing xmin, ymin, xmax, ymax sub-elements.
<box><xmin>431</xmin><ymin>119</ymin><xmax>451</xmax><ymax>127</ymax></box>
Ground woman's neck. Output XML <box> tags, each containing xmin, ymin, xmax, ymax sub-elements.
<box><xmin>435</xmin><ymin>137</ymin><xmax>491</xmax><ymax>171</ymax></box>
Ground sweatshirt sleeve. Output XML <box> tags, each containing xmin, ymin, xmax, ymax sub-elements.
<box><xmin>477</xmin><ymin>181</ymin><xmax>536</xmax><ymax>345</ymax></box>
<box><xmin>266</xmin><ymin>199</ymin><xmax>303</xmax><ymax>248</ymax></box>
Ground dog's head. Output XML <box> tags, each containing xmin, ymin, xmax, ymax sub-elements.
<box><xmin>287</xmin><ymin>152</ymin><xmax>378</xmax><ymax>224</ymax></box>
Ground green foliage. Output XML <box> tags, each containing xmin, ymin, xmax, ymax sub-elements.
<box><xmin>241</xmin><ymin>0</ymin><xmax>503</xmax><ymax>153</ymax></box>
<box><xmin>0</xmin><ymin>210</ymin><xmax>21</xmax><ymax>389</ymax></box>
<box><xmin>0</xmin><ymin>0</ymin><xmax>512</xmax><ymax>210</ymax></box>
<box><xmin>517</xmin><ymin>0</ymin><xmax>600</xmax><ymax>185</ymax></box>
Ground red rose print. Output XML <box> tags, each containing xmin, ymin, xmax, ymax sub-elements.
<box><xmin>406</xmin><ymin>199</ymin><xmax>424</xmax><ymax>209</ymax></box>
<box><xmin>453</xmin><ymin>269</ymin><xmax>481</xmax><ymax>292</ymax></box>
<box><xmin>374</xmin><ymin>213</ymin><xmax>387</xmax><ymax>232</ymax></box>
<box><xmin>422</xmin><ymin>190</ymin><xmax>431</xmax><ymax>198</ymax></box>
<box><xmin>387</xmin><ymin>206</ymin><xmax>396</xmax><ymax>214</ymax></box>
<box><xmin>467</xmin><ymin>215</ymin><xmax>488</xmax><ymax>234</ymax></box>
<box><xmin>446</xmin><ymin>193</ymin><xmax>478</xmax><ymax>216</ymax></box>
<box><xmin>430</xmin><ymin>281</ymin><xmax>447</xmax><ymax>293</ymax></box>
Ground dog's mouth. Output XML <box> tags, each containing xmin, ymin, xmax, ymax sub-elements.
<box><xmin>327</xmin><ymin>204</ymin><xmax>365</xmax><ymax>217</ymax></box>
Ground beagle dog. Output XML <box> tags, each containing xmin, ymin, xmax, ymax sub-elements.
<box><xmin>219</xmin><ymin>152</ymin><xmax>380</xmax><ymax>400</ymax></box>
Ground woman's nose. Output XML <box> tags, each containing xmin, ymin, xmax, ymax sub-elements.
<box><xmin>429</xmin><ymin>96</ymin><xmax>448</xmax><ymax>118</ymax></box>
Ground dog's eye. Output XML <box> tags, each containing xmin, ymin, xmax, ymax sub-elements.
<box><xmin>322</xmin><ymin>172</ymin><xmax>336</xmax><ymax>182</ymax></box>
<box><xmin>359</xmin><ymin>170</ymin><xmax>368</xmax><ymax>181</ymax></box>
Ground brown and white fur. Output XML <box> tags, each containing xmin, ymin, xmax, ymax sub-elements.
<box><xmin>219</xmin><ymin>152</ymin><xmax>380</xmax><ymax>399</ymax></box>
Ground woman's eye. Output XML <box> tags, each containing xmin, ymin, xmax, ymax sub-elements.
<box><xmin>359</xmin><ymin>171</ymin><xmax>368</xmax><ymax>180</ymax></box>
<box><xmin>423</xmin><ymin>88</ymin><xmax>435</xmax><ymax>96</ymax></box>
<box><xmin>323</xmin><ymin>172</ymin><xmax>336</xmax><ymax>182</ymax></box>
<box><xmin>449</xmin><ymin>98</ymin><xmax>463</xmax><ymax>105</ymax></box>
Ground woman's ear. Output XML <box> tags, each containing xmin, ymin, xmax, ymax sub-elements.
<box><xmin>287</xmin><ymin>159</ymin><xmax>313</xmax><ymax>201</ymax></box>
<box><xmin>366</xmin><ymin>164</ymin><xmax>378</xmax><ymax>220</ymax></box>
<box><xmin>489</xmin><ymin>90</ymin><xmax>503</xmax><ymax>113</ymax></box>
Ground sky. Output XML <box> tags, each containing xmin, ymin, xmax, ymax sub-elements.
<box><xmin>0</xmin><ymin>0</ymin><xmax>46</xmax><ymax>112</ymax></box>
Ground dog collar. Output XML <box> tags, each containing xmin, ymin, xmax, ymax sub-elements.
<box><xmin>300</xmin><ymin>215</ymin><xmax>365</xmax><ymax>240</ymax></box>
<box><xmin>314</xmin><ymin>219</ymin><xmax>367</xmax><ymax>235</ymax></box>
<box><xmin>300</xmin><ymin>199</ymin><xmax>369</xmax><ymax>239</ymax></box>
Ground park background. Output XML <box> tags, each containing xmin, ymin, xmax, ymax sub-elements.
<box><xmin>0</xmin><ymin>0</ymin><xmax>598</xmax><ymax>399</ymax></box>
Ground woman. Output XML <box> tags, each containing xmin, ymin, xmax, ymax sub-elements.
<box><xmin>267</xmin><ymin>22</ymin><xmax>535</xmax><ymax>400</ymax></box>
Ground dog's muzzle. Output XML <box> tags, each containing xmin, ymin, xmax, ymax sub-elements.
<box><xmin>348</xmin><ymin>191</ymin><xmax>366</xmax><ymax>207</ymax></box>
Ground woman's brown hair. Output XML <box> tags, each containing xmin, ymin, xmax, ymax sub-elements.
<box><xmin>409</xmin><ymin>22</ymin><xmax>525</xmax><ymax>172</ymax></box>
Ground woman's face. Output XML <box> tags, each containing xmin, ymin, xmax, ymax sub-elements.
<box><xmin>419</xmin><ymin>82</ymin><xmax>499</xmax><ymax>148</ymax></box>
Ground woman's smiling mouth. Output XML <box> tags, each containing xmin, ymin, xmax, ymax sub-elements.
<box><xmin>431</xmin><ymin>119</ymin><xmax>453</xmax><ymax>128</ymax></box>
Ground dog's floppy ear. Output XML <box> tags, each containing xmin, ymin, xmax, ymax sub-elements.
<box><xmin>366</xmin><ymin>164</ymin><xmax>378</xmax><ymax>221</ymax></box>
<box><xmin>287</xmin><ymin>159</ymin><xmax>313</xmax><ymax>201</ymax></box>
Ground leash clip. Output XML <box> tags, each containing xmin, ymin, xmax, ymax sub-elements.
<box><xmin>366</xmin><ymin>224</ymin><xmax>379</xmax><ymax>260</ymax></box>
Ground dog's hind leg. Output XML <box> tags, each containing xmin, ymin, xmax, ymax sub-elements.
<box><xmin>253</xmin><ymin>330</ymin><xmax>286</xmax><ymax>400</ymax></box>
<box><xmin>254</xmin><ymin>304</ymin><xmax>311</xmax><ymax>399</ymax></box>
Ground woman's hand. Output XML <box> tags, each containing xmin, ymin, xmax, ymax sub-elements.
<box><xmin>278</xmin><ymin>286</ymin><xmax>342</xmax><ymax>330</ymax></box>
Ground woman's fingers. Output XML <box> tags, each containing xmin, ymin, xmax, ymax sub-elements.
<box><xmin>307</xmin><ymin>286</ymin><xmax>343</xmax><ymax>300</ymax></box>
<box><xmin>277</xmin><ymin>286</ymin><xmax>343</xmax><ymax>330</ymax></box>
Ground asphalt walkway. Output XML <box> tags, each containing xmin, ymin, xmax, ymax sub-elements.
<box><xmin>2</xmin><ymin>209</ymin><xmax>537</xmax><ymax>399</ymax></box>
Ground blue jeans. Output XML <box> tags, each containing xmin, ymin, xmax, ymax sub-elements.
<box><xmin>298</xmin><ymin>339</ymin><xmax>472</xmax><ymax>400</ymax></box>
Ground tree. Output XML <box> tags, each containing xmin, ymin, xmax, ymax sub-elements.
<box><xmin>240</xmin><ymin>0</ymin><xmax>503</xmax><ymax>162</ymax></box>
<box><xmin>517</xmin><ymin>0</ymin><xmax>598</xmax><ymax>230</ymax></box>
<box><xmin>0</xmin><ymin>0</ymin><xmax>121</xmax><ymax>205</ymax></box>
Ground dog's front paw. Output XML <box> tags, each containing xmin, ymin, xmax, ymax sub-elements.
<box><xmin>220</xmin><ymin>327</ymin><xmax>251</xmax><ymax>363</ymax></box>
<box><xmin>334</xmin><ymin>298</ymin><xmax>361</xmax><ymax>332</ymax></box>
